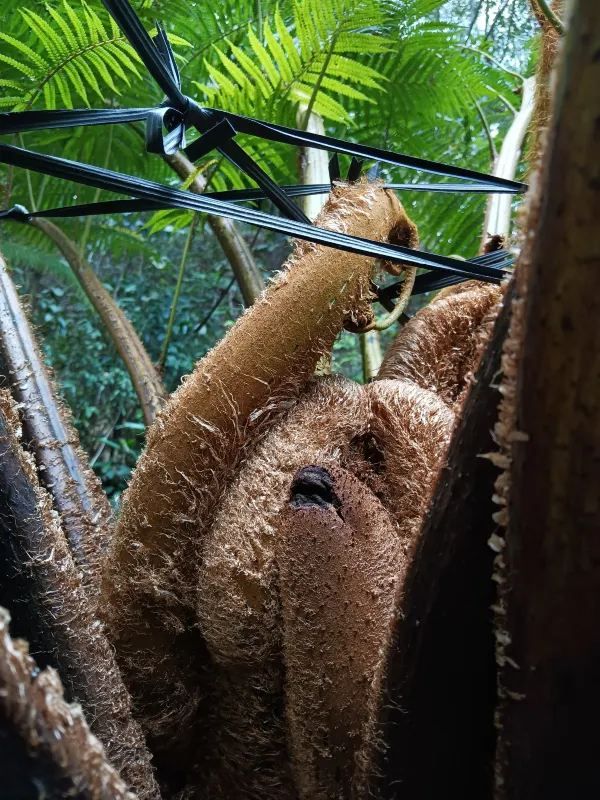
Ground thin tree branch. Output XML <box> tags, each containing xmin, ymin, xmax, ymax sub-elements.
<box><xmin>27</xmin><ymin>218</ymin><xmax>166</xmax><ymax>426</ymax></box>
<box><xmin>165</xmin><ymin>151</ymin><xmax>265</xmax><ymax>306</ymax></box>
<box><xmin>159</xmin><ymin>212</ymin><xmax>200</xmax><ymax>369</ymax></box>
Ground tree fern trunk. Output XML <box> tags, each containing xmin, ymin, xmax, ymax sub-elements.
<box><xmin>0</xmin><ymin>390</ymin><xmax>159</xmax><ymax>798</ymax></box>
<box><xmin>494</xmin><ymin>1</ymin><xmax>600</xmax><ymax>796</ymax></box>
<box><xmin>0</xmin><ymin>607</ymin><xmax>134</xmax><ymax>800</ymax></box>
<box><xmin>0</xmin><ymin>252</ymin><xmax>112</xmax><ymax>592</ymax></box>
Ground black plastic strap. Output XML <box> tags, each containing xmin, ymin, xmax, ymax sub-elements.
<box><xmin>211</xmin><ymin>111</ymin><xmax>528</xmax><ymax>194</ymax></box>
<box><xmin>0</xmin><ymin>107</ymin><xmax>150</xmax><ymax>135</ymax></box>
<box><xmin>0</xmin><ymin>143</ymin><xmax>506</xmax><ymax>283</ymax></box>
<box><xmin>145</xmin><ymin>106</ymin><xmax>186</xmax><ymax>155</ymax></box>
<box><xmin>0</xmin><ymin>0</ymin><xmax>525</xmax><ymax>293</ymax></box>
<box><xmin>378</xmin><ymin>249</ymin><xmax>512</xmax><ymax>302</ymax></box>
<box><xmin>102</xmin><ymin>0</ymin><xmax>310</xmax><ymax>223</ymax></box>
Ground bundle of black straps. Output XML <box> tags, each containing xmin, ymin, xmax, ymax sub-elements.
<box><xmin>0</xmin><ymin>0</ymin><xmax>526</xmax><ymax>301</ymax></box>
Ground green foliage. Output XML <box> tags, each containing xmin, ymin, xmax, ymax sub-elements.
<box><xmin>0</xmin><ymin>0</ymin><xmax>145</xmax><ymax>109</ymax></box>
<box><xmin>0</xmin><ymin>0</ymin><xmax>537</xmax><ymax>497</ymax></box>
<box><xmin>195</xmin><ymin>0</ymin><xmax>389</xmax><ymax>125</ymax></box>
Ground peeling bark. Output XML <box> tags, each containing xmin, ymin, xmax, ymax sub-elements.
<box><xmin>0</xmin><ymin>390</ymin><xmax>159</xmax><ymax>799</ymax></box>
<box><xmin>27</xmin><ymin>219</ymin><xmax>166</xmax><ymax>425</ymax></box>
<box><xmin>0</xmin><ymin>252</ymin><xmax>112</xmax><ymax>590</ymax></box>
<box><xmin>494</xmin><ymin>1</ymin><xmax>600</xmax><ymax>796</ymax></box>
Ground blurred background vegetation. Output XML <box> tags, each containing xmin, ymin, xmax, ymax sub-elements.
<box><xmin>0</xmin><ymin>0</ymin><xmax>537</xmax><ymax>501</ymax></box>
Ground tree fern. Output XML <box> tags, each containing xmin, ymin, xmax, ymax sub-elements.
<box><xmin>0</xmin><ymin>1</ymin><xmax>144</xmax><ymax>109</ymax></box>
<box><xmin>193</xmin><ymin>0</ymin><xmax>390</xmax><ymax>126</ymax></box>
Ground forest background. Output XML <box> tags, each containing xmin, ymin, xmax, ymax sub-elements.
<box><xmin>0</xmin><ymin>0</ymin><xmax>536</xmax><ymax>500</ymax></box>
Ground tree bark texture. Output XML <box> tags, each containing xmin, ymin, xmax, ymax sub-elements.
<box><xmin>494</xmin><ymin>1</ymin><xmax>600</xmax><ymax>797</ymax></box>
<box><xmin>377</xmin><ymin>285</ymin><xmax>513</xmax><ymax>800</ymax></box>
<box><xmin>0</xmin><ymin>253</ymin><xmax>112</xmax><ymax>590</ymax></box>
<box><xmin>0</xmin><ymin>391</ymin><xmax>159</xmax><ymax>799</ymax></box>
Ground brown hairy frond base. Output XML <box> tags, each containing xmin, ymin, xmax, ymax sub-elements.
<box><xmin>100</xmin><ymin>186</ymin><xmax>504</xmax><ymax>797</ymax></box>
<box><xmin>0</xmin><ymin>607</ymin><xmax>134</xmax><ymax>800</ymax></box>
<box><xmin>279</xmin><ymin>465</ymin><xmax>401</xmax><ymax>800</ymax></box>
<box><xmin>0</xmin><ymin>253</ymin><xmax>113</xmax><ymax>597</ymax></box>
<box><xmin>378</xmin><ymin>282</ymin><xmax>503</xmax><ymax>409</ymax></box>
<box><xmin>0</xmin><ymin>390</ymin><xmax>158</xmax><ymax>799</ymax></box>
<box><xmin>102</xmin><ymin>183</ymin><xmax>415</xmax><ymax>786</ymax></box>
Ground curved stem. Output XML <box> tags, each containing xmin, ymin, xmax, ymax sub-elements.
<box><xmin>531</xmin><ymin>0</ymin><xmax>565</xmax><ymax>35</ymax></box>
<box><xmin>28</xmin><ymin>218</ymin><xmax>166</xmax><ymax>425</ymax></box>
<box><xmin>474</xmin><ymin>96</ymin><xmax>498</xmax><ymax>162</ymax></box>
<box><xmin>362</xmin><ymin>267</ymin><xmax>417</xmax><ymax>332</ymax></box>
<box><xmin>460</xmin><ymin>44</ymin><xmax>525</xmax><ymax>82</ymax></box>
<box><xmin>159</xmin><ymin>213</ymin><xmax>200</xmax><ymax>369</ymax></box>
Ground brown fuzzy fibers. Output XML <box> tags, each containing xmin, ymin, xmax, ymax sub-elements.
<box><xmin>0</xmin><ymin>606</ymin><xmax>134</xmax><ymax>800</ymax></box>
<box><xmin>278</xmin><ymin>465</ymin><xmax>402</xmax><ymax>800</ymax></box>
<box><xmin>378</xmin><ymin>282</ymin><xmax>502</xmax><ymax>409</ymax></box>
<box><xmin>0</xmin><ymin>390</ymin><xmax>158</xmax><ymax>799</ymax></box>
<box><xmin>194</xmin><ymin>376</ymin><xmax>370</xmax><ymax>797</ymax></box>
<box><xmin>0</xmin><ymin>253</ymin><xmax>113</xmax><ymax>596</ymax></box>
<box><xmin>103</xmin><ymin>183</ymin><xmax>415</xmax><ymax>771</ymax></box>
<box><xmin>192</xmin><ymin>376</ymin><xmax>456</xmax><ymax>798</ymax></box>
<box><xmin>365</xmin><ymin>379</ymin><xmax>455</xmax><ymax>536</ymax></box>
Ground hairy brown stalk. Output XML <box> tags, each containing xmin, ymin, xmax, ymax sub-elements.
<box><xmin>191</xmin><ymin>288</ymin><xmax>490</xmax><ymax>798</ymax></box>
<box><xmin>194</xmin><ymin>376</ymin><xmax>369</xmax><ymax>797</ymax></box>
<box><xmin>0</xmin><ymin>607</ymin><xmax>135</xmax><ymax>800</ymax></box>
<box><xmin>0</xmin><ymin>252</ymin><xmax>111</xmax><ymax>592</ymax></box>
<box><xmin>279</xmin><ymin>465</ymin><xmax>402</xmax><ymax>800</ymax></box>
<box><xmin>28</xmin><ymin>218</ymin><xmax>166</xmax><ymax>425</ymax></box>
<box><xmin>493</xmin><ymin>1</ymin><xmax>600</xmax><ymax>795</ymax></box>
<box><xmin>103</xmin><ymin>183</ymin><xmax>414</xmax><ymax>792</ymax></box>
<box><xmin>165</xmin><ymin>151</ymin><xmax>265</xmax><ymax>305</ymax></box>
<box><xmin>0</xmin><ymin>390</ymin><xmax>159</xmax><ymax>799</ymax></box>
<box><xmin>378</xmin><ymin>281</ymin><xmax>503</xmax><ymax>410</ymax></box>
<box><xmin>527</xmin><ymin>0</ymin><xmax>564</xmax><ymax>170</ymax></box>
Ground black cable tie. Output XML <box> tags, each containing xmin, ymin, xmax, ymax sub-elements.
<box><xmin>152</xmin><ymin>22</ymin><xmax>181</xmax><ymax>88</ymax></box>
<box><xmin>0</xmin><ymin>108</ymin><xmax>150</xmax><ymax>135</ymax></box>
<box><xmin>220</xmin><ymin>111</ymin><xmax>528</xmax><ymax>194</ymax></box>
<box><xmin>347</xmin><ymin>157</ymin><xmax>364</xmax><ymax>183</ymax></box>
<box><xmin>0</xmin><ymin>204</ymin><xmax>30</xmax><ymax>222</ymax></box>
<box><xmin>0</xmin><ymin>143</ymin><xmax>508</xmax><ymax>284</ymax></box>
<box><xmin>184</xmin><ymin>118</ymin><xmax>238</xmax><ymax>162</ymax></box>
<box><xmin>145</xmin><ymin>106</ymin><xmax>186</xmax><ymax>155</ymax></box>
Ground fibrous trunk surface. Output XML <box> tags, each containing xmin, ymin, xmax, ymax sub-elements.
<box><xmin>0</xmin><ymin>389</ymin><xmax>159</xmax><ymax>799</ymax></box>
<box><xmin>494</xmin><ymin>1</ymin><xmax>600</xmax><ymax>796</ymax></box>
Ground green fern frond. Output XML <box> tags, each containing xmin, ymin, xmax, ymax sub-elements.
<box><xmin>192</xmin><ymin>0</ymin><xmax>388</xmax><ymax>126</ymax></box>
<box><xmin>0</xmin><ymin>0</ymin><xmax>148</xmax><ymax>111</ymax></box>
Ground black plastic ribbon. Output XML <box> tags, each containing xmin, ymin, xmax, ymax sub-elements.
<box><xmin>0</xmin><ymin>143</ymin><xmax>508</xmax><ymax>283</ymax></box>
<box><xmin>0</xmin><ymin>0</ymin><xmax>526</xmax><ymax>297</ymax></box>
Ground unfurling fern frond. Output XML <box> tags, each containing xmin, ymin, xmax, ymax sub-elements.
<box><xmin>193</xmin><ymin>0</ymin><xmax>389</xmax><ymax>126</ymax></box>
<box><xmin>0</xmin><ymin>0</ymin><xmax>146</xmax><ymax>110</ymax></box>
